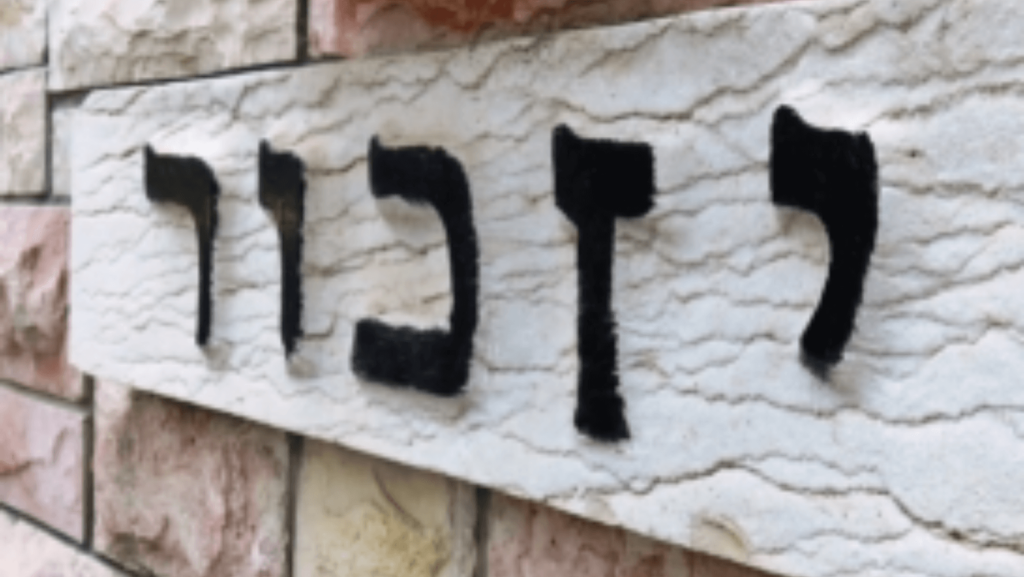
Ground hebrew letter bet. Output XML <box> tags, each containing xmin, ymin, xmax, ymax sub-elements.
<box><xmin>258</xmin><ymin>141</ymin><xmax>306</xmax><ymax>357</ymax></box>
<box><xmin>350</xmin><ymin>138</ymin><xmax>480</xmax><ymax>397</ymax></box>
<box><xmin>553</xmin><ymin>125</ymin><xmax>657</xmax><ymax>442</ymax></box>
<box><xmin>770</xmin><ymin>105</ymin><xmax>879</xmax><ymax>376</ymax></box>
<box><xmin>144</xmin><ymin>146</ymin><xmax>220</xmax><ymax>346</ymax></box>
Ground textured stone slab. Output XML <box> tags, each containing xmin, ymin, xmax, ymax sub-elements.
<box><xmin>0</xmin><ymin>68</ymin><xmax>45</xmax><ymax>195</ymax></box>
<box><xmin>71</xmin><ymin>0</ymin><xmax>1024</xmax><ymax>575</ymax></box>
<box><xmin>295</xmin><ymin>440</ymin><xmax>476</xmax><ymax>577</ymax></box>
<box><xmin>52</xmin><ymin>96</ymin><xmax>87</xmax><ymax>198</ymax></box>
<box><xmin>0</xmin><ymin>0</ymin><xmax>46</xmax><ymax>70</ymax></box>
<box><xmin>0</xmin><ymin>385</ymin><xmax>85</xmax><ymax>541</ymax></box>
<box><xmin>0</xmin><ymin>510</ymin><xmax>126</xmax><ymax>577</ymax></box>
<box><xmin>0</xmin><ymin>208</ymin><xmax>83</xmax><ymax>399</ymax></box>
<box><xmin>48</xmin><ymin>0</ymin><xmax>298</xmax><ymax>91</ymax></box>
<box><xmin>310</xmin><ymin>0</ymin><xmax>783</xmax><ymax>57</ymax></box>
<box><xmin>488</xmin><ymin>493</ymin><xmax>772</xmax><ymax>577</ymax></box>
<box><xmin>93</xmin><ymin>380</ymin><xmax>290</xmax><ymax>577</ymax></box>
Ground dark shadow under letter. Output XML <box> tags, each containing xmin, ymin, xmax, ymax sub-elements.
<box><xmin>553</xmin><ymin>125</ymin><xmax>656</xmax><ymax>442</ymax></box>
<box><xmin>144</xmin><ymin>145</ymin><xmax>220</xmax><ymax>346</ymax></box>
<box><xmin>351</xmin><ymin>138</ymin><xmax>479</xmax><ymax>397</ymax></box>
<box><xmin>770</xmin><ymin>105</ymin><xmax>879</xmax><ymax>376</ymax></box>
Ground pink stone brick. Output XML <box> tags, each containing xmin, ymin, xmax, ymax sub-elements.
<box><xmin>487</xmin><ymin>493</ymin><xmax>692</xmax><ymax>577</ymax></box>
<box><xmin>311</xmin><ymin>0</ymin><xmax>786</xmax><ymax>58</ymax></box>
<box><xmin>693</xmin><ymin>554</ymin><xmax>778</xmax><ymax>577</ymax></box>
<box><xmin>0</xmin><ymin>509</ymin><xmax>126</xmax><ymax>577</ymax></box>
<box><xmin>487</xmin><ymin>494</ymin><xmax>778</xmax><ymax>577</ymax></box>
<box><xmin>0</xmin><ymin>385</ymin><xmax>85</xmax><ymax>541</ymax></box>
<box><xmin>93</xmin><ymin>380</ymin><xmax>290</xmax><ymax>577</ymax></box>
<box><xmin>0</xmin><ymin>208</ymin><xmax>82</xmax><ymax>400</ymax></box>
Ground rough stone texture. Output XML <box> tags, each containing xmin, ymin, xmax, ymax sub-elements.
<box><xmin>0</xmin><ymin>208</ymin><xmax>83</xmax><ymax>400</ymax></box>
<box><xmin>488</xmin><ymin>493</ymin><xmax>774</xmax><ymax>577</ymax></box>
<box><xmin>48</xmin><ymin>0</ymin><xmax>298</xmax><ymax>91</ymax></box>
<box><xmin>0</xmin><ymin>510</ymin><xmax>126</xmax><ymax>577</ymax></box>
<box><xmin>0</xmin><ymin>385</ymin><xmax>85</xmax><ymax>541</ymax></box>
<box><xmin>52</xmin><ymin>96</ymin><xmax>87</xmax><ymax>198</ymax></box>
<box><xmin>295</xmin><ymin>440</ymin><xmax>476</xmax><ymax>577</ymax></box>
<box><xmin>0</xmin><ymin>68</ymin><xmax>45</xmax><ymax>195</ymax></box>
<box><xmin>694</xmin><ymin>554</ymin><xmax>781</xmax><ymax>577</ymax></box>
<box><xmin>93</xmin><ymin>380</ymin><xmax>290</xmax><ymax>577</ymax></box>
<box><xmin>311</xmin><ymin>0</ymin><xmax>784</xmax><ymax>57</ymax></box>
<box><xmin>0</xmin><ymin>0</ymin><xmax>46</xmax><ymax>70</ymax></box>
<box><xmin>71</xmin><ymin>0</ymin><xmax>1024</xmax><ymax>575</ymax></box>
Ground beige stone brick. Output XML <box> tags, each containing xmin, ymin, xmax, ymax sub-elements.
<box><xmin>0</xmin><ymin>0</ymin><xmax>46</xmax><ymax>71</ymax></box>
<box><xmin>0</xmin><ymin>68</ymin><xmax>45</xmax><ymax>195</ymax></box>
<box><xmin>296</xmin><ymin>440</ymin><xmax>476</xmax><ymax>577</ymax></box>
<box><xmin>49</xmin><ymin>0</ymin><xmax>298</xmax><ymax>90</ymax></box>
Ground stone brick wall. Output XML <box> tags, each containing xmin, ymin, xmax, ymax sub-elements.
<box><xmin>0</xmin><ymin>0</ymin><xmax>812</xmax><ymax>575</ymax></box>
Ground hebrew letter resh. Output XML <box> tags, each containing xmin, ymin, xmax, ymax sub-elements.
<box><xmin>770</xmin><ymin>105</ymin><xmax>879</xmax><ymax>376</ymax></box>
<box><xmin>144</xmin><ymin>145</ymin><xmax>220</xmax><ymax>346</ymax></box>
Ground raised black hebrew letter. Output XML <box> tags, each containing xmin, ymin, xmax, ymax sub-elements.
<box><xmin>258</xmin><ymin>141</ymin><xmax>306</xmax><ymax>357</ymax></box>
<box><xmin>553</xmin><ymin>125</ymin><xmax>656</xmax><ymax>442</ymax></box>
<box><xmin>770</xmin><ymin>105</ymin><xmax>879</xmax><ymax>376</ymax></box>
<box><xmin>144</xmin><ymin>146</ymin><xmax>220</xmax><ymax>346</ymax></box>
<box><xmin>350</xmin><ymin>138</ymin><xmax>479</xmax><ymax>397</ymax></box>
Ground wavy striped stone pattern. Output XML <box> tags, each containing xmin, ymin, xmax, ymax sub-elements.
<box><xmin>71</xmin><ymin>0</ymin><xmax>1024</xmax><ymax>575</ymax></box>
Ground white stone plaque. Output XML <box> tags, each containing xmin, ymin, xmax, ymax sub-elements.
<box><xmin>72</xmin><ymin>0</ymin><xmax>1024</xmax><ymax>575</ymax></box>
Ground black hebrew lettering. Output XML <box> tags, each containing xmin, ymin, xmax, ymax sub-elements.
<box><xmin>350</xmin><ymin>138</ymin><xmax>479</xmax><ymax>397</ymax></box>
<box><xmin>553</xmin><ymin>125</ymin><xmax>657</xmax><ymax>443</ymax></box>
<box><xmin>144</xmin><ymin>145</ymin><xmax>220</xmax><ymax>347</ymax></box>
<box><xmin>258</xmin><ymin>141</ymin><xmax>307</xmax><ymax>357</ymax></box>
<box><xmin>770</xmin><ymin>105</ymin><xmax>879</xmax><ymax>376</ymax></box>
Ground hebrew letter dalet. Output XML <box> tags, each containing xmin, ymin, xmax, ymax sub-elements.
<box><xmin>258</xmin><ymin>141</ymin><xmax>306</xmax><ymax>357</ymax></box>
<box><xmin>350</xmin><ymin>138</ymin><xmax>479</xmax><ymax>397</ymax></box>
<box><xmin>144</xmin><ymin>146</ymin><xmax>220</xmax><ymax>346</ymax></box>
<box><xmin>770</xmin><ymin>105</ymin><xmax>879</xmax><ymax>376</ymax></box>
<box><xmin>553</xmin><ymin>125</ymin><xmax>657</xmax><ymax>443</ymax></box>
